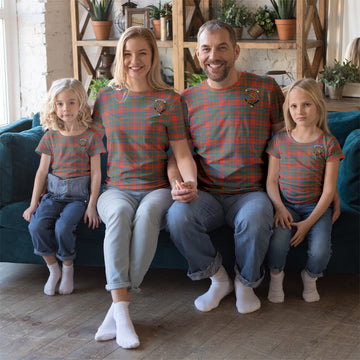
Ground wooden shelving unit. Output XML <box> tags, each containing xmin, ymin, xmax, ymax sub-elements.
<box><xmin>71</xmin><ymin>0</ymin><xmax>327</xmax><ymax>93</ymax></box>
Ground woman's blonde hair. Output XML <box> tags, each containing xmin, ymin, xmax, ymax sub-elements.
<box><xmin>110</xmin><ymin>26</ymin><xmax>170</xmax><ymax>92</ymax></box>
<box><xmin>283</xmin><ymin>77</ymin><xmax>330</xmax><ymax>134</ymax></box>
<box><xmin>41</xmin><ymin>78</ymin><xmax>92</xmax><ymax>131</ymax></box>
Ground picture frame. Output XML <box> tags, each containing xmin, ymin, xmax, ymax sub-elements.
<box><xmin>125</xmin><ymin>8</ymin><xmax>150</xmax><ymax>29</ymax></box>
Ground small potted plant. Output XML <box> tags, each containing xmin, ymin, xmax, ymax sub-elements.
<box><xmin>147</xmin><ymin>1</ymin><xmax>172</xmax><ymax>40</ymax></box>
<box><xmin>269</xmin><ymin>0</ymin><xmax>296</xmax><ymax>40</ymax></box>
<box><xmin>89</xmin><ymin>77</ymin><xmax>110</xmax><ymax>101</ymax></box>
<box><xmin>79</xmin><ymin>0</ymin><xmax>114</xmax><ymax>40</ymax></box>
<box><xmin>319</xmin><ymin>59</ymin><xmax>360</xmax><ymax>99</ymax></box>
<box><xmin>219</xmin><ymin>0</ymin><xmax>252</xmax><ymax>40</ymax></box>
<box><xmin>248</xmin><ymin>5</ymin><xmax>276</xmax><ymax>39</ymax></box>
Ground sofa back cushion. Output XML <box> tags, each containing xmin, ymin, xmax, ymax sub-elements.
<box><xmin>337</xmin><ymin>128</ymin><xmax>360</xmax><ymax>213</ymax></box>
<box><xmin>0</xmin><ymin>126</ymin><xmax>44</xmax><ymax>207</ymax></box>
<box><xmin>327</xmin><ymin>110</ymin><xmax>360</xmax><ymax>148</ymax></box>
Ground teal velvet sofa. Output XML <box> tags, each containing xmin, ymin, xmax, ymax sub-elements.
<box><xmin>0</xmin><ymin>111</ymin><xmax>359</xmax><ymax>273</ymax></box>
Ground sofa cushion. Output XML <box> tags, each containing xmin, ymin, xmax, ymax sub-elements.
<box><xmin>327</xmin><ymin>110</ymin><xmax>360</xmax><ymax>148</ymax></box>
<box><xmin>0</xmin><ymin>200</ymin><xmax>30</xmax><ymax>231</ymax></box>
<box><xmin>32</xmin><ymin>112</ymin><xmax>41</xmax><ymax>128</ymax></box>
<box><xmin>337</xmin><ymin>128</ymin><xmax>360</xmax><ymax>213</ymax></box>
<box><xmin>0</xmin><ymin>126</ymin><xmax>44</xmax><ymax>206</ymax></box>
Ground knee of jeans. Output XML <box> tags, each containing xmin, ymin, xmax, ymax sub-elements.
<box><xmin>28</xmin><ymin>217</ymin><xmax>41</xmax><ymax>236</ymax></box>
<box><xmin>166</xmin><ymin>202</ymin><xmax>189</xmax><ymax>232</ymax></box>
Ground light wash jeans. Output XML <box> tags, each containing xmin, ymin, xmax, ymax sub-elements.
<box><xmin>267</xmin><ymin>200</ymin><xmax>333</xmax><ymax>277</ymax></box>
<box><xmin>97</xmin><ymin>185</ymin><xmax>173</xmax><ymax>292</ymax></box>
<box><xmin>29</xmin><ymin>193</ymin><xmax>87</xmax><ymax>261</ymax></box>
<box><xmin>167</xmin><ymin>190</ymin><xmax>273</xmax><ymax>287</ymax></box>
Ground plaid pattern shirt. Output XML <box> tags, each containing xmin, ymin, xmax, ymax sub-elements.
<box><xmin>36</xmin><ymin>128</ymin><xmax>106</xmax><ymax>179</ymax></box>
<box><xmin>182</xmin><ymin>72</ymin><xmax>284</xmax><ymax>194</ymax></box>
<box><xmin>92</xmin><ymin>87</ymin><xmax>187</xmax><ymax>190</ymax></box>
<box><xmin>267</xmin><ymin>130</ymin><xmax>344</xmax><ymax>204</ymax></box>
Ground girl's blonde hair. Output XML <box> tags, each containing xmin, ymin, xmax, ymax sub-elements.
<box><xmin>345</xmin><ymin>37</ymin><xmax>360</xmax><ymax>67</ymax></box>
<box><xmin>41</xmin><ymin>78</ymin><xmax>92</xmax><ymax>131</ymax></box>
<box><xmin>110</xmin><ymin>26</ymin><xmax>170</xmax><ymax>92</ymax></box>
<box><xmin>283</xmin><ymin>77</ymin><xmax>330</xmax><ymax>134</ymax></box>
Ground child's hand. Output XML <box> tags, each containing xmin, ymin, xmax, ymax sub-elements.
<box><xmin>290</xmin><ymin>220</ymin><xmax>311</xmax><ymax>247</ymax></box>
<box><xmin>23</xmin><ymin>205</ymin><xmax>38</xmax><ymax>222</ymax></box>
<box><xmin>84</xmin><ymin>206</ymin><xmax>101</xmax><ymax>229</ymax></box>
<box><xmin>274</xmin><ymin>208</ymin><xmax>293</xmax><ymax>229</ymax></box>
<box><xmin>171</xmin><ymin>180</ymin><xmax>198</xmax><ymax>203</ymax></box>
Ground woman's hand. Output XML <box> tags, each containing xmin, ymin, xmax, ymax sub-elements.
<box><xmin>171</xmin><ymin>180</ymin><xmax>198</xmax><ymax>203</ymax></box>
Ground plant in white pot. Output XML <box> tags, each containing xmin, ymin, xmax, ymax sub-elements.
<box><xmin>79</xmin><ymin>0</ymin><xmax>114</xmax><ymax>40</ymax></box>
<box><xmin>319</xmin><ymin>59</ymin><xmax>360</xmax><ymax>100</ymax></box>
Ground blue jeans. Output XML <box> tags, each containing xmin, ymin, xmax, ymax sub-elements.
<box><xmin>29</xmin><ymin>193</ymin><xmax>87</xmax><ymax>261</ymax></box>
<box><xmin>167</xmin><ymin>190</ymin><xmax>274</xmax><ymax>287</ymax></box>
<box><xmin>267</xmin><ymin>200</ymin><xmax>333</xmax><ymax>277</ymax></box>
<box><xmin>97</xmin><ymin>186</ymin><xmax>173</xmax><ymax>292</ymax></box>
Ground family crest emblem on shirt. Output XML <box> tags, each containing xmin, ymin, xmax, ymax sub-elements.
<box><xmin>153</xmin><ymin>99</ymin><xmax>167</xmax><ymax>115</ymax></box>
<box><xmin>313</xmin><ymin>145</ymin><xmax>325</xmax><ymax>159</ymax></box>
<box><xmin>79</xmin><ymin>137</ymin><xmax>87</xmax><ymax>148</ymax></box>
<box><xmin>244</xmin><ymin>88</ymin><xmax>260</xmax><ymax>107</ymax></box>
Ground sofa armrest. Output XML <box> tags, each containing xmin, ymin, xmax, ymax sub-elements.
<box><xmin>0</xmin><ymin>126</ymin><xmax>44</xmax><ymax>207</ymax></box>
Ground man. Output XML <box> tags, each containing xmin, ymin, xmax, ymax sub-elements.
<box><xmin>167</xmin><ymin>20</ymin><xmax>284</xmax><ymax>314</ymax></box>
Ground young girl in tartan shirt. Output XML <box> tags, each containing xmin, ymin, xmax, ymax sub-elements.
<box><xmin>266</xmin><ymin>78</ymin><xmax>343</xmax><ymax>303</ymax></box>
<box><xmin>23</xmin><ymin>78</ymin><xmax>105</xmax><ymax>296</ymax></box>
<box><xmin>92</xmin><ymin>27</ymin><xmax>197</xmax><ymax>349</ymax></box>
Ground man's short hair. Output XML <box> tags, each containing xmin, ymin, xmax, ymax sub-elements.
<box><xmin>197</xmin><ymin>20</ymin><xmax>237</xmax><ymax>47</ymax></box>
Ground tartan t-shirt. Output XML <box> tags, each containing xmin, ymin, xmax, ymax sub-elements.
<box><xmin>182</xmin><ymin>72</ymin><xmax>284</xmax><ymax>194</ymax></box>
<box><xmin>92</xmin><ymin>87</ymin><xmax>187</xmax><ymax>190</ymax></box>
<box><xmin>36</xmin><ymin>128</ymin><xmax>106</xmax><ymax>179</ymax></box>
<box><xmin>266</xmin><ymin>130</ymin><xmax>344</xmax><ymax>204</ymax></box>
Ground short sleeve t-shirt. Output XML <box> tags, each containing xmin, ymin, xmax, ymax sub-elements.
<box><xmin>36</xmin><ymin>128</ymin><xmax>106</xmax><ymax>179</ymax></box>
<box><xmin>266</xmin><ymin>130</ymin><xmax>344</xmax><ymax>204</ymax></box>
<box><xmin>182</xmin><ymin>72</ymin><xmax>284</xmax><ymax>194</ymax></box>
<box><xmin>92</xmin><ymin>87</ymin><xmax>187</xmax><ymax>190</ymax></box>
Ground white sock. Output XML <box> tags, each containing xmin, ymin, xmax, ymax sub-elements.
<box><xmin>194</xmin><ymin>265</ymin><xmax>233</xmax><ymax>312</ymax></box>
<box><xmin>234</xmin><ymin>277</ymin><xmax>261</xmax><ymax>314</ymax></box>
<box><xmin>301</xmin><ymin>270</ymin><xmax>320</xmax><ymax>302</ymax></box>
<box><xmin>95</xmin><ymin>303</ymin><xmax>116</xmax><ymax>341</ymax></box>
<box><xmin>59</xmin><ymin>263</ymin><xmax>74</xmax><ymax>295</ymax></box>
<box><xmin>268</xmin><ymin>271</ymin><xmax>285</xmax><ymax>303</ymax></box>
<box><xmin>44</xmin><ymin>262</ymin><xmax>61</xmax><ymax>296</ymax></box>
<box><xmin>114</xmin><ymin>301</ymin><xmax>140</xmax><ymax>349</ymax></box>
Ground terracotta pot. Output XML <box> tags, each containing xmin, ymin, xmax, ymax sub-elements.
<box><xmin>91</xmin><ymin>20</ymin><xmax>112</xmax><ymax>40</ymax></box>
<box><xmin>233</xmin><ymin>27</ymin><xmax>243</xmax><ymax>40</ymax></box>
<box><xmin>152</xmin><ymin>19</ymin><xmax>161</xmax><ymax>40</ymax></box>
<box><xmin>275</xmin><ymin>19</ymin><xmax>296</xmax><ymax>40</ymax></box>
<box><xmin>248</xmin><ymin>23</ymin><xmax>265</xmax><ymax>39</ymax></box>
<box><xmin>328</xmin><ymin>85</ymin><xmax>344</xmax><ymax>100</ymax></box>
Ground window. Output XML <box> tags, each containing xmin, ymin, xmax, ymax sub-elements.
<box><xmin>0</xmin><ymin>0</ymin><xmax>19</xmax><ymax>126</ymax></box>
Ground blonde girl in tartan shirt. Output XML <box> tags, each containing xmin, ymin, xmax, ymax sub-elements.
<box><xmin>23</xmin><ymin>78</ymin><xmax>105</xmax><ymax>296</ymax></box>
<box><xmin>266</xmin><ymin>78</ymin><xmax>343</xmax><ymax>303</ymax></box>
<box><xmin>92</xmin><ymin>27</ymin><xmax>197</xmax><ymax>349</ymax></box>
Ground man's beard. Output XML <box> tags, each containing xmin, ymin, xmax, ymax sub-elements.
<box><xmin>203</xmin><ymin>62</ymin><xmax>231</xmax><ymax>83</ymax></box>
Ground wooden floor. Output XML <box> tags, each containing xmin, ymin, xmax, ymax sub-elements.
<box><xmin>0</xmin><ymin>263</ymin><xmax>359</xmax><ymax>360</ymax></box>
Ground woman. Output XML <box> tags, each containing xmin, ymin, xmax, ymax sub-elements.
<box><xmin>92</xmin><ymin>26</ymin><xmax>197</xmax><ymax>349</ymax></box>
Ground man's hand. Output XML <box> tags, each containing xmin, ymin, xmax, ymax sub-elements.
<box><xmin>171</xmin><ymin>180</ymin><xmax>198</xmax><ymax>203</ymax></box>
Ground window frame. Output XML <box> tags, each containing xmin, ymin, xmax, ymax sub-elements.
<box><xmin>0</xmin><ymin>0</ymin><xmax>19</xmax><ymax>126</ymax></box>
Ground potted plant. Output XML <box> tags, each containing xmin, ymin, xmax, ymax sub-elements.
<box><xmin>147</xmin><ymin>1</ymin><xmax>171</xmax><ymax>40</ymax></box>
<box><xmin>79</xmin><ymin>0</ymin><xmax>114</xmax><ymax>40</ymax></box>
<box><xmin>89</xmin><ymin>77</ymin><xmax>110</xmax><ymax>101</ymax></box>
<box><xmin>319</xmin><ymin>59</ymin><xmax>360</xmax><ymax>99</ymax></box>
<box><xmin>185</xmin><ymin>71</ymin><xmax>207</xmax><ymax>87</ymax></box>
<box><xmin>269</xmin><ymin>0</ymin><xmax>296</xmax><ymax>41</ymax></box>
<box><xmin>248</xmin><ymin>5</ymin><xmax>276</xmax><ymax>39</ymax></box>
<box><xmin>219</xmin><ymin>0</ymin><xmax>252</xmax><ymax>40</ymax></box>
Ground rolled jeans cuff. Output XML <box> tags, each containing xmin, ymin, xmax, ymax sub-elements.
<box><xmin>235</xmin><ymin>264</ymin><xmax>265</xmax><ymax>288</ymax></box>
<box><xmin>187</xmin><ymin>252</ymin><xmax>223</xmax><ymax>280</ymax></box>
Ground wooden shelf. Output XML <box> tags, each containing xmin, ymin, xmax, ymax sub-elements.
<box><xmin>71</xmin><ymin>0</ymin><xmax>327</xmax><ymax>93</ymax></box>
<box><xmin>326</xmin><ymin>97</ymin><xmax>360</xmax><ymax>112</ymax></box>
